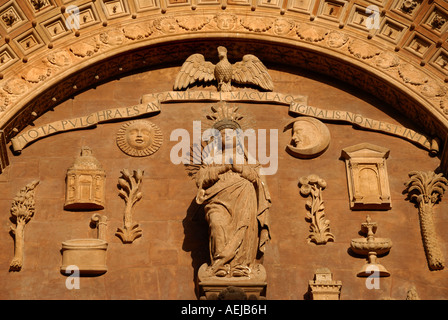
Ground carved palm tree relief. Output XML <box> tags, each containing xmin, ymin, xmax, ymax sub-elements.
<box><xmin>404</xmin><ymin>171</ymin><xmax>448</xmax><ymax>270</ymax></box>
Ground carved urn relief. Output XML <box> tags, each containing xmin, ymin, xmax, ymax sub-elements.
<box><xmin>64</xmin><ymin>146</ymin><xmax>106</xmax><ymax>210</ymax></box>
<box><xmin>341</xmin><ymin>143</ymin><xmax>391</xmax><ymax>210</ymax></box>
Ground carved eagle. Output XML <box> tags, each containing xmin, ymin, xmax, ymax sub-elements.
<box><xmin>174</xmin><ymin>46</ymin><xmax>274</xmax><ymax>92</ymax></box>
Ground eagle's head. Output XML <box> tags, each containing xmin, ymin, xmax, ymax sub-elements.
<box><xmin>217</xmin><ymin>46</ymin><xmax>227</xmax><ymax>60</ymax></box>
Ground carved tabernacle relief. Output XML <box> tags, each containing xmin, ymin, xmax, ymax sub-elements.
<box><xmin>64</xmin><ymin>146</ymin><xmax>106</xmax><ymax>211</ymax></box>
<box><xmin>60</xmin><ymin>213</ymin><xmax>108</xmax><ymax>275</ymax></box>
<box><xmin>9</xmin><ymin>180</ymin><xmax>39</xmax><ymax>271</ymax></box>
<box><xmin>190</xmin><ymin>102</ymin><xmax>271</xmax><ymax>299</ymax></box>
<box><xmin>116</xmin><ymin>120</ymin><xmax>163</xmax><ymax>157</ymax></box>
<box><xmin>404</xmin><ymin>171</ymin><xmax>448</xmax><ymax>271</ymax></box>
<box><xmin>298</xmin><ymin>174</ymin><xmax>334</xmax><ymax>245</ymax></box>
<box><xmin>116</xmin><ymin>169</ymin><xmax>144</xmax><ymax>244</ymax></box>
<box><xmin>341</xmin><ymin>143</ymin><xmax>392</xmax><ymax>210</ymax></box>
<box><xmin>284</xmin><ymin>117</ymin><xmax>330</xmax><ymax>158</ymax></box>
<box><xmin>173</xmin><ymin>46</ymin><xmax>274</xmax><ymax>92</ymax></box>
<box><xmin>350</xmin><ymin>215</ymin><xmax>392</xmax><ymax>277</ymax></box>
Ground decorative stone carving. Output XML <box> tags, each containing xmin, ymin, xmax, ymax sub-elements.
<box><xmin>350</xmin><ymin>215</ymin><xmax>392</xmax><ymax>277</ymax></box>
<box><xmin>69</xmin><ymin>41</ymin><xmax>99</xmax><ymax>58</ymax></box>
<box><xmin>122</xmin><ymin>24</ymin><xmax>152</xmax><ymax>40</ymax></box>
<box><xmin>398</xmin><ymin>63</ymin><xmax>429</xmax><ymax>85</ymax></box>
<box><xmin>60</xmin><ymin>213</ymin><xmax>108</xmax><ymax>275</ymax></box>
<box><xmin>298</xmin><ymin>174</ymin><xmax>334</xmax><ymax>245</ymax></box>
<box><xmin>406</xmin><ymin>286</ymin><xmax>420</xmax><ymax>300</ymax></box>
<box><xmin>284</xmin><ymin>117</ymin><xmax>330</xmax><ymax>158</ymax></box>
<box><xmin>194</xmin><ymin>103</ymin><xmax>271</xmax><ymax>299</ymax></box>
<box><xmin>348</xmin><ymin>40</ymin><xmax>381</xmax><ymax>59</ymax></box>
<box><xmin>272</xmin><ymin>18</ymin><xmax>295</xmax><ymax>35</ymax></box>
<box><xmin>404</xmin><ymin>171</ymin><xmax>448</xmax><ymax>270</ymax></box>
<box><xmin>21</xmin><ymin>66</ymin><xmax>51</xmax><ymax>83</ymax></box>
<box><xmin>176</xmin><ymin>16</ymin><xmax>211</xmax><ymax>31</ymax></box>
<box><xmin>99</xmin><ymin>28</ymin><xmax>125</xmax><ymax>45</ymax></box>
<box><xmin>64</xmin><ymin>146</ymin><xmax>106</xmax><ymax>211</ymax></box>
<box><xmin>46</xmin><ymin>50</ymin><xmax>71</xmax><ymax>67</ymax></box>
<box><xmin>326</xmin><ymin>31</ymin><xmax>349</xmax><ymax>48</ymax></box>
<box><xmin>308</xmin><ymin>268</ymin><xmax>342</xmax><ymax>300</ymax></box>
<box><xmin>115</xmin><ymin>169</ymin><xmax>144</xmax><ymax>243</ymax></box>
<box><xmin>240</xmin><ymin>17</ymin><xmax>274</xmax><ymax>32</ymax></box>
<box><xmin>9</xmin><ymin>180</ymin><xmax>39</xmax><ymax>271</ymax></box>
<box><xmin>296</xmin><ymin>23</ymin><xmax>328</xmax><ymax>42</ymax></box>
<box><xmin>213</xmin><ymin>13</ymin><xmax>238</xmax><ymax>30</ymax></box>
<box><xmin>375</xmin><ymin>51</ymin><xmax>400</xmax><ymax>69</ymax></box>
<box><xmin>116</xmin><ymin>120</ymin><xmax>162</xmax><ymax>157</ymax></box>
<box><xmin>341</xmin><ymin>143</ymin><xmax>392</xmax><ymax>210</ymax></box>
<box><xmin>153</xmin><ymin>17</ymin><xmax>178</xmax><ymax>34</ymax></box>
<box><xmin>174</xmin><ymin>46</ymin><xmax>274</xmax><ymax>92</ymax></box>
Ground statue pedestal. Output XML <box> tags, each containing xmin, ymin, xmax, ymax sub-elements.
<box><xmin>197</xmin><ymin>263</ymin><xmax>267</xmax><ymax>300</ymax></box>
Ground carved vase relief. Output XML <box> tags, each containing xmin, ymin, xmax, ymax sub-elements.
<box><xmin>9</xmin><ymin>180</ymin><xmax>39</xmax><ymax>271</ymax></box>
<box><xmin>285</xmin><ymin>117</ymin><xmax>330</xmax><ymax>158</ymax></box>
<box><xmin>64</xmin><ymin>146</ymin><xmax>106</xmax><ymax>211</ymax></box>
<box><xmin>341</xmin><ymin>143</ymin><xmax>391</xmax><ymax>210</ymax></box>
<box><xmin>61</xmin><ymin>213</ymin><xmax>108</xmax><ymax>275</ymax></box>
<box><xmin>404</xmin><ymin>171</ymin><xmax>448</xmax><ymax>270</ymax></box>
<box><xmin>298</xmin><ymin>174</ymin><xmax>334</xmax><ymax>245</ymax></box>
<box><xmin>115</xmin><ymin>169</ymin><xmax>144</xmax><ymax>244</ymax></box>
<box><xmin>116</xmin><ymin>120</ymin><xmax>162</xmax><ymax>157</ymax></box>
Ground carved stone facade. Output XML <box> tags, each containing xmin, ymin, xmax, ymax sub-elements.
<box><xmin>0</xmin><ymin>0</ymin><xmax>447</xmax><ymax>301</ymax></box>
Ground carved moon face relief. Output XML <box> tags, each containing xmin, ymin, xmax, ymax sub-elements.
<box><xmin>116</xmin><ymin>120</ymin><xmax>162</xmax><ymax>157</ymax></box>
<box><xmin>285</xmin><ymin>117</ymin><xmax>330</xmax><ymax>158</ymax></box>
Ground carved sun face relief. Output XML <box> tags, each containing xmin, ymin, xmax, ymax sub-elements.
<box><xmin>116</xmin><ymin>120</ymin><xmax>162</xmax><ymax>157</ymax></box>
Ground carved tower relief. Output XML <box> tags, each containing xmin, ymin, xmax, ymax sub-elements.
<box><xmin>64</xmin><ymin>146</ymin><xmax>106</xmax><ymax>211</ymax></box>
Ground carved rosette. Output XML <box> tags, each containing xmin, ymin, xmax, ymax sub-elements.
<box><xmin>9</xmin><ymin>180</ymin><xmax>39</xmax><ymax>271</ymax></box>
<box><xmin>115</xmin><ymin>169</ymin><xmax>144</xmax><ymax>244</ymax></box>
<box><xmin>298</xmin><ymin>174</ymin><xmax>334</xmax><ymax>245</ymax></box>
<box><xmin>404</xmin><ymin>171</ymin><xmax>448</xmax><ymax>270</ymax></box>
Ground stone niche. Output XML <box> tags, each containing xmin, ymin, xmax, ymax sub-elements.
<box><xmin>64</xmin><ymin>146</ymin><xmax>106</xmax><ymax>210</ymax></box>
<box><xmin>341</xmin><ymin>143</ymin><xmax>391</xmax><ymax>210</ymax></box>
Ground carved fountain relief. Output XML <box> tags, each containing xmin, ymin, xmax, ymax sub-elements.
<box><xmin>350</xmin><ymin>215</ymin><xmax>392</xmax><ymax>277</ymax></box>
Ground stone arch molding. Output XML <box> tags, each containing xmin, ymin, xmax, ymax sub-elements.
<box><xmin>1</xmin><ymin>1</ymin><xmax>448</xmax><ymax>162</ymax></box>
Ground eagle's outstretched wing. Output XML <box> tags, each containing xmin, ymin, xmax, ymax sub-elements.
<box><xmin>174</xmin><ymin>54</ymin><xmax>216</xmax><ymax>90</ymax></box>
<box><xmin>232</xmin><ymin>54</ymin><xmax>274</xmax><ymax>91</ymax></box>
